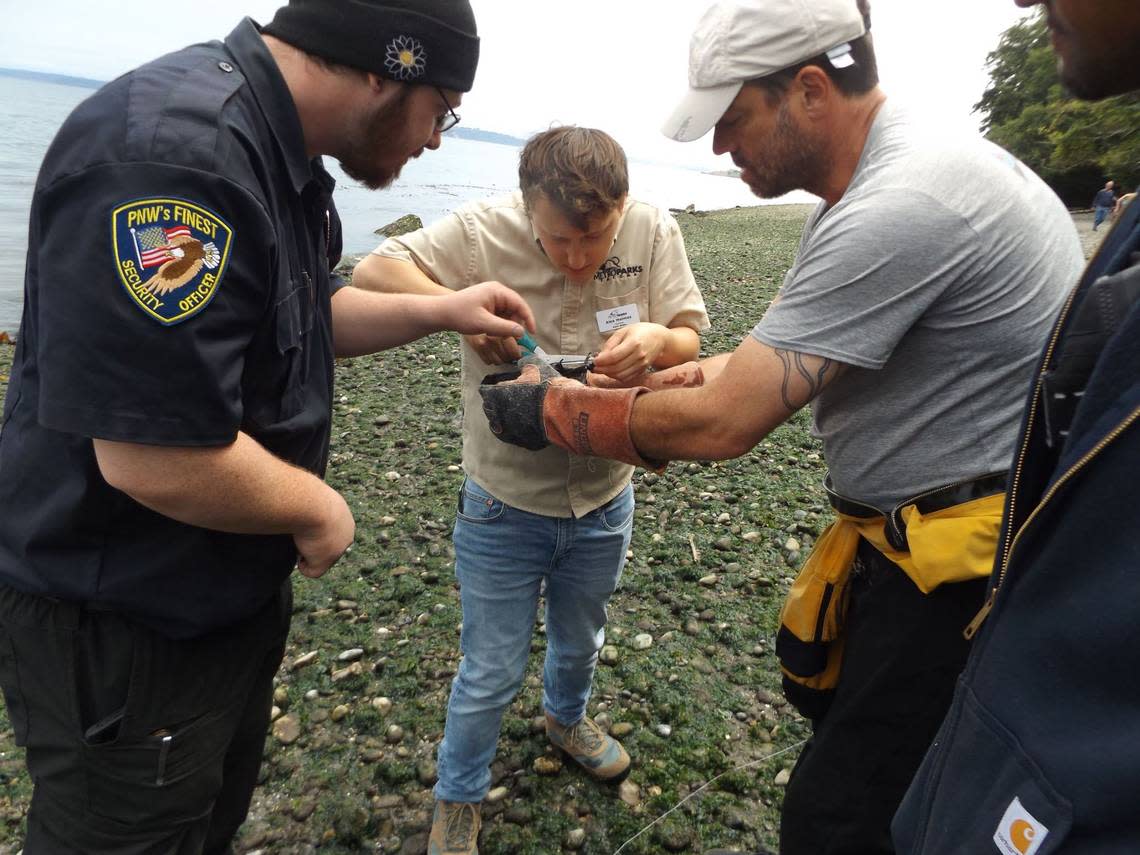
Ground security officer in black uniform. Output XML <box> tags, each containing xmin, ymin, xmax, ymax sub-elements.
<box><xmin>0</xmin><ymin>1</ymin><xmax>534</xmax><ymax>851</ymax></box>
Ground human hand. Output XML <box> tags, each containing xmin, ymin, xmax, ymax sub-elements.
<box><xmin>592</xmin><ymin>323</ymin><xmax>668</xmax><ymax>384</ymax></box>
<box><xmin>293</xmin><ymin>486</ymin><xmax>356</xmax><ymax>578</ymax></box>
<box><xmin>440</xmin><ymin>281</ymin><xmax>535</xmax><ymax>340</ymax></box>
<box><xmin>464</xmin><ymin>333</ymin><xmax>524</xmax><ymax>365</ymax></box>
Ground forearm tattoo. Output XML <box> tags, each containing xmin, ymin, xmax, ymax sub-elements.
<box><xmin>775</xmin><ymin>348</ymin><xmax>842</xmax><ymax>412</ymax></box>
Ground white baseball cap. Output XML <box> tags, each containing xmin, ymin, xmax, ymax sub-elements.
<box><xmin>662</xmin><ymin>0</ymin><xmax>868</xmax><ymax>142</ymax></box>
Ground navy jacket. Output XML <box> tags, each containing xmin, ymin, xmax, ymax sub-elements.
<box><xmin>893</xmin><ymin>193</ymin><xmax>1140</xmax><ymax>853</ymax></box>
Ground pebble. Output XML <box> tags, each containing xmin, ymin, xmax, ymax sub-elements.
<box><xmin>533</xmin><ymin>755</ymin><xmax>563</xmax><ymax>775</ymax></box>
<box><xmin>384</xmin><ymin>471</ymin><xmax>401</xmax><ymax>481</ymax></box>
<box><xmin>610</xmin><ymin>722</ymin><xmax>635</xmax><ymax>738</ymax></box>
<box><xmin>683</xmin><ymin>619</ymin><xmax>701</xmax><ymax>636</ymax></box>
<box><xmin>291</xmin><ymin>798</ymin><xmax>317</xmax><ymax>821</ymax></box>
<box><xmin>485</xmin><ymin>786</ymin><xmax>509</xmax><ymax>804</ymax></box>
<box><xmin>273</xmin><ymin>686</ymin><xmax>289</xmax><ymax>705</ymax></box>
<box><xmin>784</xmin><ymin>536</ymin><xmax>801</xmax><ymax>552</ymax></box>
<box><xmin>742</xmin><ymin>530</ymin><xmax>761</xmax><ymax>542</ymax></box>
<box><xmin>304</xmin><ymin>689</ymin><xmax>319</xmax><ymax>701</ymax></box>
<box><xmin>655</xmin><ymin>724</ymin><xmax>673</xmax><ymax>738</ymax></box>
<box><xmin>372</xmin><ymin>696</ymin><xmax>393</xmax><ymax>715</ymax></box>
<box><xmin>380</xmin><ymin>515</ymin><xmax>396</xmax><ymax>525</ymax></box>
<box><xmin>337</xmin><ymin>648</ymin><xmax>364</xmax><ymax>662</ymax></box>
<box><xmin>330</xmin><ymin>704</ymin><xmax>349</xmax><ymax>722</ymax></box>
<box><xmin>291</xmin><ymin>651</ymin><xmax>318</xmax><ymax>670</ymax></box>
<box><xmin>417</xmin><ymin>761</ymin><xmax>437</xmax><ymax>787</ymax></box>
<box><xmin>618</xmin><ymin>780</ymin><xmax>641</xmax><ymax>806</ymax></box>
<box><xmin>385</xmin><ymin>724</ymin><xmax>405</xmax><ymax>744</ymax></box>
<box><xmin>716</xmin><ymin>512</ymin><xmax>731</xmax><ymax>524</ymax></box>
<box><xmin>565</xmin><ymin>827</ymin><xmax>586</xmax><ymax>849</ymax></box>
<box><xmin>504</xmin><ymin>805</ymin><xmax>532</xmax><ymax>825</ymax></box>
<box><xmin>713</xmin><ymin>536</ymin><xmax>734</xmax><ymax>551</ymax></box>
<box><xmin>632</xmin><ymin>633</ymin><xmax>653</xmax><ymax>650</ymax></box>
<box><xmin>774</xmin><ymin>768</ymin><xmax>792</xmax><ymax>786</ymax></box>
<box><xmin>599</xmin><ymin>645</ymin><xmax>620</xmax><ymax>665</ymax></box>
<box><xmin>331</xmin><ymin>662</ymin><xmax>364</xmax><ymax>683</ymax></box>
<box><xmin>273</xmin><ymin>714</ymin><xmax>301</xmax><ymax>745</ymax></box>
<box><xmin>446</xmin><ymin>465</ymin><xmax>461</xmax><ymax>472</ymax></box>
<box><xmin>698</xmin><ymin>574</ymin><xmax>718</xmax><ymax>587</ymax></box>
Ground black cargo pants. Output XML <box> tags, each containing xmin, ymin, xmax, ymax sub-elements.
<box><xmin>0</xmin><ymin>580</ymin><xmax>291</xmax><ymax>854</ymax></box>
<box><xmin>779</xmin><ymin>538</ymin><xmax>988</xmax><ymax>855</ymax></box>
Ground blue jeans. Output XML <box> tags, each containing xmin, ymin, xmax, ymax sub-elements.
<box><xmin>1094</xmin><ymin>206</ymin><xmax>1111</xmax><ymax>229</ymax></box>
<box><xmin>433</xmin><ymin>477</ymin><xmax>634</xmax><ymax>803</ymax></box>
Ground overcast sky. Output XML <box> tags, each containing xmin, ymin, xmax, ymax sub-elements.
<box><xmin>1</xmin><ymin>0</ymin><xmax>1033</xmax><ymax>169</ymax></box>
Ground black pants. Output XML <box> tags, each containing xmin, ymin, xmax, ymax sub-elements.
<box><xmin>0</xmin><ymin>581</ymin><xmax>291</xmax><ymax>855</ymax></box>
<box><xmin>779</xmin><ymin>539</ymin><xmax>988</xmax><ymax>855</ymax></box>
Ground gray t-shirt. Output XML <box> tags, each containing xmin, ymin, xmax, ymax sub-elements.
<box><xmin>754</xmin><ymin>102</ymin><xmax>1084</xmax><ymax>509</ymax></box>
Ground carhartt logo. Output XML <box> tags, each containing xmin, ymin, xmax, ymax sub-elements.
<box><xmin>993</xmin><ymin>797</ymin><xmax>1048</xmax><ymax>855</ymax></box>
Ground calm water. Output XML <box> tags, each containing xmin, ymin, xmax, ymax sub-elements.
<box><xmin>0</xmin><ymin>75</ymin><xmax>808</xmax><ymax>334</ymax></box>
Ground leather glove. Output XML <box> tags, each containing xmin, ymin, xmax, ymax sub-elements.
<box><xmin>479</xmin><ymin>357</ymin><xmax>664</xmax><ymax>470</ymax></box>
<box><xmin>585</xmin><ymin>361</ymin><xmax>705</xmax><ymax>391</ymax></box>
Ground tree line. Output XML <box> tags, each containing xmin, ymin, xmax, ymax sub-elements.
<box><xmin>978</xmin><ymin>13</ymin><xmax>1139</xmax><ymax>206</ymax></box>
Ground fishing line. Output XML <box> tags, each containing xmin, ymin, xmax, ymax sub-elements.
<box><xmin>611</xmin><ymin>737</ymin><xmax>808</xmax><ymax>854</ymax></box>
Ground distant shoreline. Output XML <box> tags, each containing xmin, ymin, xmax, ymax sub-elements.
<box><xmin>0</xmin><ymin>67</ymin><xmax>103</xmax><ymax>90</ymax></box>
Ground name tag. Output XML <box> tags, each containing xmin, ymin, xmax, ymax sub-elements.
<box><xmin>596</xmin><ymin>303</ymin><xmax>641</xmax><ymax>333</ymax></box>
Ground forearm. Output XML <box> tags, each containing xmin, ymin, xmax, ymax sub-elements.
<box><xmin>93</xmin><ymin>432</ymin><xmax>338</xmax><ymax>535</ymax></box>
<box><xmin>631</xmin><ymin>342</ymin><xmax>807</xmax><ymax>461</ymax></box>
<box><xmin>352</xmin><ymin>253</ymin><xmax>451</xmax><ymax>297</ymax></box>
<box><xmin>331</xmin><ymin>285</ymin><xmax>458</xmax><ymax>356</ymax></box>
<box><xmin>653</xmin><ymin>325</ymin><xmax>701</xmax><ymax>368</ymax></box>
<box><xmin>630</xmin><ymin>382</ymin><xmax>770</xmax><ymax>461</ymax></box>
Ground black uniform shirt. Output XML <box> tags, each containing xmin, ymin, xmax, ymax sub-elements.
<box><xmin>0</xmin><ymin>19</ymin><xmax>344</xmax><ymax>638</ymax></box>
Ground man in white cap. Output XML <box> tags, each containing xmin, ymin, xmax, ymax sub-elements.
<box><xmin>479</xmin><ymin>0</ymin><xmax>1084</xmax><ymax>851</ymax></box>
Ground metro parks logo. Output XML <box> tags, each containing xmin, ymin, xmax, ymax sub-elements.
<box><xmin>111</xmin><ymin>197</ymin><xmax>234</xmax><ymax>325</ymax></box>
<box><xmin>993</xmin><ymin>797</ymin><xmax>1049</xmax><ymax>855</ymax></box>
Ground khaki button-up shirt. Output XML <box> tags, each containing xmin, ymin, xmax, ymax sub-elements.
<box><xmin>374</xmin><ymin>192</ymin><xmax>709</xmax><ymax>517</ymax></box>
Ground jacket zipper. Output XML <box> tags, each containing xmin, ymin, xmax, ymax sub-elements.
<box><xmin>963</xmin><ymin>283</ymin><xmax>1083</xmax><ymax>640</ymax></box>
<box><xmin>965</xmin><ymin>404</ymin><xmax>1140</xmax><ymax>639</ymax></box>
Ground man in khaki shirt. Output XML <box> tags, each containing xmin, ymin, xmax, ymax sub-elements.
<box><xmin>352</xmin><ymin>126</ymin><xmax>708</xmax><ymax>854</ymax></box>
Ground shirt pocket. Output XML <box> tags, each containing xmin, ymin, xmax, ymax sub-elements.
<box><xmin>272</xmin><ymin>274</ymin><xmax>315</xmax><ymax>420</ymax></box>
<box><xmin>593</xmin><ymin>281</ymin><xmax>649</xmax><ymax>337</ymax></box>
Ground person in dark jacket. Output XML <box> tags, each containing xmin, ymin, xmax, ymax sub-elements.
<box><xmin>1092</xmin><ymin>180</ymin><xmax>1117</xmax><ymax>230</ymax></box>
<box><xmin>893</xmin><ymin>1</ymin><xmax>1140</xmax><ymax>852</ymax></box>
<box><xmin>0</xmin><ymin>2</ymin><xmax>533</xmax><ymax>852</ymax></box>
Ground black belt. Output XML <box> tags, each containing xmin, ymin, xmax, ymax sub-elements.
<box><xmin>824</xmin><ymin>472</ymin><xmax>1008</xmax><ymax>552</ymax></box>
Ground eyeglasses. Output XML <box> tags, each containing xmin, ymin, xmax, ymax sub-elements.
<box><xmin>435</xmin><ymin>87</ymin><xmax>461</xmax><ymax>133</ymax></box>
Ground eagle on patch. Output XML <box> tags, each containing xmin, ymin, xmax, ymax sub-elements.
<box><xmin>113</xmin><ymin>198</ymin><xmax>234</xmax><ymax>326</ymax></box>
<box><xmin>139</xmin><ymin>229</ymin><xmax>222</xmax><ymax>295</ymax></box>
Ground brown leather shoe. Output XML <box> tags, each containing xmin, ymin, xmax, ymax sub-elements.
<box><xmin>546</xmin><ymin>712</ymin><xmax>631</xmax><ymax>782</ymax></box>
<box><xmin>428</xmin><ymin>800</ymin><xmax>481</xmax><ymax>855</ymax></box>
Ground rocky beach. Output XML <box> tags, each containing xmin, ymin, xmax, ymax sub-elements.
<box><xmin>0</xmin><ymin>204</ymin><xmax>1107</xmax><ymax>854</ymax></box>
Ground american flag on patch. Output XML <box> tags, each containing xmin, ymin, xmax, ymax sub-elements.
<box><xmin>132</xmin><ymin>225</ymin><xmax>193</xmax><ymax>268</ymax></box>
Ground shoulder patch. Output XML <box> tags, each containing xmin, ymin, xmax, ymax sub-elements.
<box><xmin>112</xmin><ymin>197</ymin><xmax>234</xmax><ymax>325</ymax></box>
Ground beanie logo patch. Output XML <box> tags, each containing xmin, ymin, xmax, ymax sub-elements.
<box><xmin>385</xmin><ymin>35</ymin><xmax>427</xmax><ymax>80</ymax></box>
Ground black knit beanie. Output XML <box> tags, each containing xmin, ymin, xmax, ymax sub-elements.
<box><xmin>263</xmin><ymin>0</ymin><xmax>480</xmax><ymax>92</ymax></box>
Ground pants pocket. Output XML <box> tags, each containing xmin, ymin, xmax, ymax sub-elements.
<box><xmin>82</xmin><ymin>704</ymin><xmax>237</xmax><ymax>828</ymax></box>
<box><xmin>0</xmin><ymin>626</ymin><xmax>28</xmax><ymax>745</ymax></box>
